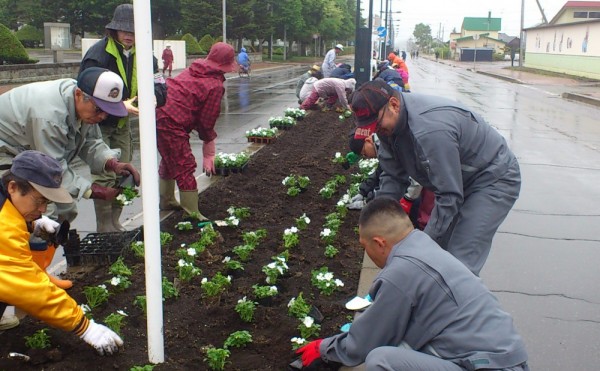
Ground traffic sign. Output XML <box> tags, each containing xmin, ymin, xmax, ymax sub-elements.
<box><xmin>377</xmin><ymin>26</ymin><xmax>387</xmax><ymax>37</ymax></box>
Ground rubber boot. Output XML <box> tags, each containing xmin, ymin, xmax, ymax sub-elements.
<box><xmin>30</xmin><ymin>243</ymin><xmax>73</xmax><ymax>290</ymax></box>
<box><xmin>94</xmin><ymin>199</ymin><xmax>116</xmax><ymax>232</ymax></box>
<box><xmin>111</xmin><ymin>205</ymin><xmax>126</xmax><ymax>232</ymax></box>
<box><xmin>179</xmin><ymin>190</ymin><xmax>209</xmax><ymax>221</ymax></box>
<box><xmin>159</xmin><ymin>179</ymin><xmax>182</xmax><ymax>210</ymax></box>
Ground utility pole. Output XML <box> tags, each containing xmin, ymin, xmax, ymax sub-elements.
<box><xmin>222</xmin><ymin>0</ymin><xmax>226</xmax><ymax>42</ymax></box>
<box><xmin>519</xmin><ymin>0</ymin><xmax>524</xmax><ymax>67</ymax></box>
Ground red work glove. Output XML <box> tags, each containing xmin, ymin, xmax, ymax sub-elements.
<box><xmin>202</xmin><ymin>140</ymin><xmax>216</xmax><ymax>175</ymax></box>
<box><xmin>90</xmin><ymin>183</ymin><xmax>121</xmax><ymax>201</ymax></box>
<box><xmin>296</xmin><ymin>339</ymin><xmax>323</xmax><ymax>367</ymax></box>
<box><xmin>400</xmin><ymin>197</ymin><xmax>413</xmax><ymax>214</ymax></box>
<box><xmin>105</xmin><ymin>158</ymin><xmax>141</xmax><ymax>186</ymax></box>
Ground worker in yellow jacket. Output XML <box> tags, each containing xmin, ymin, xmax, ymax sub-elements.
<box><xmin>0</xmin><ymin>150</ymin><xmax>122</xmax><ymax>355</ymax></box>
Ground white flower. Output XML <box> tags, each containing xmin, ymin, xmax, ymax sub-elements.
<box><xmin>227</xmin><ymin>275</ymin><xmax>232</xmax><ymax>282</ymax></box>
<box><xmin>117</xmin><ymin>310</ymin><xmax>128</xmax><ymax>316</ymax></box>
<box><xmin>290</xmin><ymin>226</ymin><xmax>298</xmax><ymax>234</ymax></box>
<box><xmin>334</xmin><ymin>279</ymin><xmax>344</xmax><ymax>287</ymax></box>
<box><xmin>201</xmin><ymin>277</ymin><xmax>208</xmax><ymax>284</ymax></box>
<box><xmin>187</xmin><ymin>248</ymin><xmax>197</xmax><ymax>257</ymax></box>
<box><xmin>266</xmin><ymin>276</ymin><xmax>272</xmax><ymax>284</ymax></box>
<box><xmin>269</xmin><ymin>286</ymin><xmax>278</xmax><ymax>293</ymax></box>
<box><xmin>267</xmin><ymin>262</ymin><xmax>277</xmax><ymax>269</ymax></box>
<box><xmin>324</xmin><ymin>272</ymin><xmax>334</xmax><ymax>280</ymax></box>
<box><xmin>301</xmin><ymin>214</ymin><xmax>310</xmax><ymax>224</ymax></box>
<box><xmin>238</xmin><ymin>296</ymin><xmax>247</xmax><ymax>304</ymax></box>
<box><xmin>291</xmin><ymin>337</ymin><xmax>307</xmax><ymax>345</ymax></box>
<box><xmin>227</xmin><ymin>216</ymin><xmax>240</xmax><ymax>226</ymax></box>
<box><xmin>321</xmin><ymin>228</ymin><xmax>332</xmax><ymax>237</ymax></box>
<box><xmin>110</xmin><ymin>276</ymin><xmax>121</xmax><ymax>286</ymax></box>
<box><xmin>80</xmin><ymin>304</ymin><xmax>91</xmax><ymax>314</ymax></box>
<box><xmin>222</xmin><ymin>256</ymin><xmax>231</xmax><ymax>263</ymax></box>
<box><xmin>335</xmin><ymin>152</ymin><xmax>341</xmax><ymax>158</ymax></box>
<box><xmin>302</xmin><ymin>316</ymin><xmax>315</xmax><ymax>328</ymax></box>
<box><xmin>288</xmin><ymin>297</ymin><xmax>296</xmax><ymax>307</ymax></box>
<box><xmin>337</xmin><ymin>200</ymin><xmax>345</xmax><ymax>206</ymax></box>
<box><xmin>98</xmin><ymin>284</ymin><xmax>107</xmax><ymax>290</ymax></box>
<box><xmin>227</xmin><ymin>206</ymin><xmax>235</xmax><ymax>215</ymax></box>
<box><xmin>178</xmin><ymin>259</ymin><xmax>186</xmax><ymax>267</ymax></box>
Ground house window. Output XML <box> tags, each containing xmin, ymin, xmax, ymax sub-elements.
<box><xmin>589</xmin><ymin>12</ymin><xmax>600</xmax><ymax>18</ymax></box>
<box><xmin>573</xmin><ymin>11</ymin><xmax>588</xmax><ymax>18</ymax></box>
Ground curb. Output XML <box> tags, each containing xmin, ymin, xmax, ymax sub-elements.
<box><xmin>475</xmin><ymin>70</ymin><xmax>523</xmax><ymax>84</ymax></box>
<box><xmin>561</xmin><ymin>92</ymin><xmax>600</xmax><ymax>108</ymax></box>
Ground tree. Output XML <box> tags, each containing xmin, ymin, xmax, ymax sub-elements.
<box><xmin>15</xmin><ymin>24</ymin><xmax>43</xmax><ymax>47</ymax></box>
<box><xmin>413</xmin><ymin>23</ymin><xmax>432</xmax><ymax>50</ymax></box>
<box><xmin>0</xmin><ymin>23</ymin><xmax>34</xmax><ymax>64</ymax></box>
<box><xmin>180</xmin><ymin>0</ymin><xmax>221</xmax><ymax>39</ymax></box>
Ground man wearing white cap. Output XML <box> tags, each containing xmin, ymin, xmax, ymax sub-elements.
<box><xmin>0</xmin><ymin>67</ymin><xmax>141</xmax><ymax>224</ymax></box>
<box><xmin>322</xmin><ymin>43</ymin><xmax>344</xmax><ymax>78</ymax></box>
<box><xmin>0</xmin><ymin>150</ymin><xmax>123</xmax><ymax>355</ymax></box>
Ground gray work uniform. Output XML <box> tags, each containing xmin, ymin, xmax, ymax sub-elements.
<box><xmin>320</xmin><ymin>230</ymin><xmax>529</xmax><ymax>370</ymax></box>
<box><xmin>377</xmin><ymin>93</ymin><xmax>521</xmax><ymax>275</ymax></box>
<box><xmin>0</xmin><ymin>79</ymin><xmax>118</xmax><ymax>221</ymax></box>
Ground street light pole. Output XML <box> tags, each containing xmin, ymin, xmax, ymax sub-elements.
<box><xmin>222</xmin><ymin>0</ymin><xmax>226</xmax><ymax>42</ymax></box>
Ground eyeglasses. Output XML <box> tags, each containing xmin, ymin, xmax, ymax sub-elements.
<box><xmin>29</xmin><ymin>194</ymin><xmax>52</xmax><ymax>208</ymax></box>
<box><xmin>375</xmin><ymin>104</ymin><xmax>388</xmax><ymax>132</ymax></box>
<box><xmin>83</xmin><ymin>93</ymin><xmax>105</xmax><ymax>115</ymax></box>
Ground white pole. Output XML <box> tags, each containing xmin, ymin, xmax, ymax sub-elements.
<box><xmin>223</xmin><ymin>0</ymin><xmax>227</xmax><ymax>42</ymax></box>
<box><xmin>132</xmin><ymin>0</ymin><xmax>164</xmax><ymax>364</ymax></box>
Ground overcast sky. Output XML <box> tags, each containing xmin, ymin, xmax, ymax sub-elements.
<box><xmin>363</xmin><ymin>0</ymin><xmax>569</xmax><ymax>48</ymax></box>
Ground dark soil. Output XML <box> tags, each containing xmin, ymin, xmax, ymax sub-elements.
<box><xmin>0</xmin><ymin>111</ymin><xmax>366</xmax><ymax>370</ymax></box>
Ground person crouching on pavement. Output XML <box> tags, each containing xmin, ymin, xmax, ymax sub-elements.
<box><xmin>295</xmin><ymin>64</ymin><xmax>323</xmax><ymax>104</ymax></box>
<box><xmin>0</xmin><ymin>151</ymin><xmax>123</xmax><ymax>355</ymax></box>
<box><xmin>156</xmin><ymin>42</ymin><xmax>238</xmax><ymax>220</ymax></box>
<box><xmin>300</xmin><ymin>78</ymin><xmax>356</xmax><ymax>112</ymax></box>
<box><xmin>295</xmin><ymin>197</ymin><xmax>529</xmax><ymax>371</ymax></box>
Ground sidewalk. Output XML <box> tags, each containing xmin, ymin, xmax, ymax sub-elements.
<box><xmin>429</xmin><ymin>56</ymin><xmax>600</xmax><ymax>107</ymax></box>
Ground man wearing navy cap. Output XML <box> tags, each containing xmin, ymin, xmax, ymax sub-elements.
<box><xmin>0</xmin><ymin>67</ymin><xmax>140</xmax><ymax>225</ymax></box>
<box><xmin>0</xmin><ymin>150</ymin><xmax>123</xmax><ymax>355</ymax></box>
<box><xmin>349</xmin><ymin>80</ymin><xmax>521</xmax><ymax>276</ymax></box>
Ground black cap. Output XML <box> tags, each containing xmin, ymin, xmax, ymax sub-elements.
<box><xmin>11</xmin><ymin>151</ymin><xmax>73</xmax><ymax>203</ymax></box>
<box><xmin>350</xmin><ymin>80</ymin><xmax>395</xmax><ymax>127</ymax></box>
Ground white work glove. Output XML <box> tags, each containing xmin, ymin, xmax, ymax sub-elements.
<box><xmin>347</xmin><ymin>194</ymin><xmax>366</xmax><ymax>210</ymax></box>
<box><xmin>33</xmin><ymin>215</ymin><xmax>60</xmax><ymax>239</ymax></box>
<box><xmin>80</xmin><ymin>320</ymin><xmax>124</xmax><ymax>355</ymax></box>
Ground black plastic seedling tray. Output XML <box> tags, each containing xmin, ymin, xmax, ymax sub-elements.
<box><xmin>78</xmin><ymin>228</ymin><xmax>142</xmax><ymax>265</ymax></box>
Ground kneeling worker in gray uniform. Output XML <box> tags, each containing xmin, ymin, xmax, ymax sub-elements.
<box><xmin>296</xmin><ymin>197</ymin><xmax>529</xmax><ymax>371</ymax></box>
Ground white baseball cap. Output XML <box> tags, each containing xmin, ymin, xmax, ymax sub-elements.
<box><xmin>335</xmin><ymin>44</ymin><xmax>344</xmax><ymax>51</ymax></box>
<box><xmin>77</xmin><ymin>67</ymin><xmax>128</xmax><ymax>117</ymax></box>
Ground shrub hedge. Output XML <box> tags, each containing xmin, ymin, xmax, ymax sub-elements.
<box><xmin>0</xmin><ymin>23</ymin><xmax>35</xmax><ymax>64</ymax></box>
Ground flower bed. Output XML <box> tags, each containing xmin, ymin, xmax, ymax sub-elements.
<box><xmin>0</xmin><ymin>111</ymin><xmax>366</xmax><ymax>370</ymax></box>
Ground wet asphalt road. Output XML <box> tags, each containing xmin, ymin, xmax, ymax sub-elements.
<box><xmin>66</xmin><ymin>59</ymin><xmax>600</xmax><ymax>370</ymax></box>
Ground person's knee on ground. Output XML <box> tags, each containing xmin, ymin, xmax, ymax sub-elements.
<box><xmin>365</xmin><ymin>346</ymin><xmax>463</xmax><ymax>371</ymax></box>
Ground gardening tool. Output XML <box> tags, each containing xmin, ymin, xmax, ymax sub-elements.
<box><xmin>197</xmin><ymin>221</ymin><xmax>214</xmax><ymax>228</ymax></box>
<box><xmin>31</xmin><ymin>220</ymin><xmax>73</xmax><ymax>289</ymax></box>
<box><xmin>118</xmin><ymin>173</ymin><xmax>136</xmax><ymax>189</ymax></box>
<box><xmin>344</xmin><ymin>294</ymin><xmax>372</xmax><ymax>311</ymax></box>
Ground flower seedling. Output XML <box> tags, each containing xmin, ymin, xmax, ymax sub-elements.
<box><xmin>104</xmin><ymin>310</ymin><xmax>128</xmax><ymax>336</ymax></box>
<box><xmin>252</xmin><ymin>284</ymin><xmax>278</xmax><ymax>299</ymax></box>
<box><xmin>320</xmin><ymin>228</ymin><xmax>337</xmax><ymax>244</ymax></box>
<box><xmin>109</xmin><ymin>256</ymin><xmax>132</xmax><ymax>277</ymax></box>
<box><xmin>109</xmin><ymin>275</ymin><xmax>132</xmax><ymax>291</ymax></box>
<box><xmin>201</xmin><ymin>272</ymin><xmax>232</xmax><ymax>299</ymax></box>
<box><xmin>227</xmin><ymin>206</ymin><xmax>251</xmax><ymax>220</ymax></box>
<box><xmin>175</xmin><ymin>221</ymin><xmax>193</xmax><ymax>231</ymax></box>
<box><xmin>177</xmin><ymin>259</ymin><xmax>202</xmax><ymax>282</ymax></box>
<box><xmin>324</xmin><ymin>245</ymin><xmax>339</xmax><ymax>258</ymax></box>
<box><xmin>324</xmin><ymin>212</ymin><xmax>343</xmax><ymax>231</ymax></box>
<box><xmin>291</xmin><ymin>337</ymin><xmax>307</xmax><ymax>351</ymax></box>
<box><xmin>130</xmin><ymin>241</ymin><xmax>145</xmax><ymax>258</ymax></box>
<box><xmin>198</xmin><ymin>224</ymin><xmax>219</xmax><ymax>246</ymax></box>
<box><xmin>224</xmin><ymin>330</ymin><xmax>253</xmax><ymax>349</ymax></box>
<box><xmin>298</xmin><ymin>316</ymin><xmax>321</xmax><ymax>339</ymax></box>
<box><xmin>215</xmin><ymin>152</ymin><xmax>250</xmax><ymax>169</ymax></box>
<box><xmin>130</xmin><ymin>366</ymin><xmax>155</xmax><ymax>371</ymax></box>
<box><xmin>332</xmin><ymin>152</ymin><xmax>346</xmax><ymax>165</ymax></box>
<box><xmin>284</xmin><ymin>107</ymin><xmax>307</xmax><ymax>120</ymax></box>
<box><xmin>282</xmin><ymin>226</ymin><xmax>299</xmax><ymax>249</ymax></box>
<box><xmin>84</xmin><ymin>284</ymin><xmax>109</xmax><ymax>309</ymax></box>
<box><xmin>116</xmin><ymin>186</ymin><xmax>139</xmax><ymax>206</ymax></box>
<box><xmin>222</xmin><ymin>256</ymin><xmax>244</xmax><ymax>272</ymax></box>
<box><xmin>225</xmin><ymin>215</ymin><xmax>240</xmax><ymax>227</ymax></box>
<box><xmin>287</xmin><ymin>292</ymin><xmax>311</xmax><ymax>319</ymax></box>
<box><xmin>311</xmin><ymin>267</ymin><xmax>345</xmax><ymax>296</ymax></box>
<box><xmin>295</xmin><ymin>213</ymin><xmax>311</xmax><ymax>230</ymax></box>
<box><xmin>245</xmin><ymin>127</ymin><xmax>279</xmax><ymax>138</ymax></box>
<box><xmin>162</xmin><ymin>277</ymin><xmax>179</xmax><ymax>300</ymax></box>
<box><xmin>176</xmin><ymin>244</ymin><xmax>198</xmax><ymax>263</ymax></box>
<box><xmin>262</xmin><ymin>255</ymin><xmax>289</xmax><ymax>284</ymax></box>
<box><xmin>232</xmin><ymin>244</ymin><xmax>255</xmax><ymax>262</ymax></box>
<box><xmin>338</xmin><ymin>109</ymin><xmax>352</xmax><ymax>121</ymax></box>
<box><xmin>235</xmin><ymin>296</ymin><xmax>258</xmax><ymax>323</ymax></box>
<box><xmin>134</xmin><ymin>295</ymin><xmax>147</xmax><ymax>314</ymax></box>
<box><xmin>268</xmin><ymin>116</ymin><xmax>296</xmax><ymax>128</ymax></box>
<box><xmin>160</xmin><ymin>232</ymin><xmax>173</xmax><ymax>246</ymax></box>
<box><xmin>203</xmin><ymin>347</ymin><xmax>230</xmax><ymax>371</ymax></box>
<box><xmin>242</xmin><ymin>229</ymin><xmax>267</xmax><ymax>246</ymax></box>
<box><xmin>282</xmin><ymin>175</ymin><xmax>310</xmax><ymax>196</ymax></box>
<box><xmin>24</xmin><ymin>329</ymin><xmax>51</xmax><ymax>349</ymax></box>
